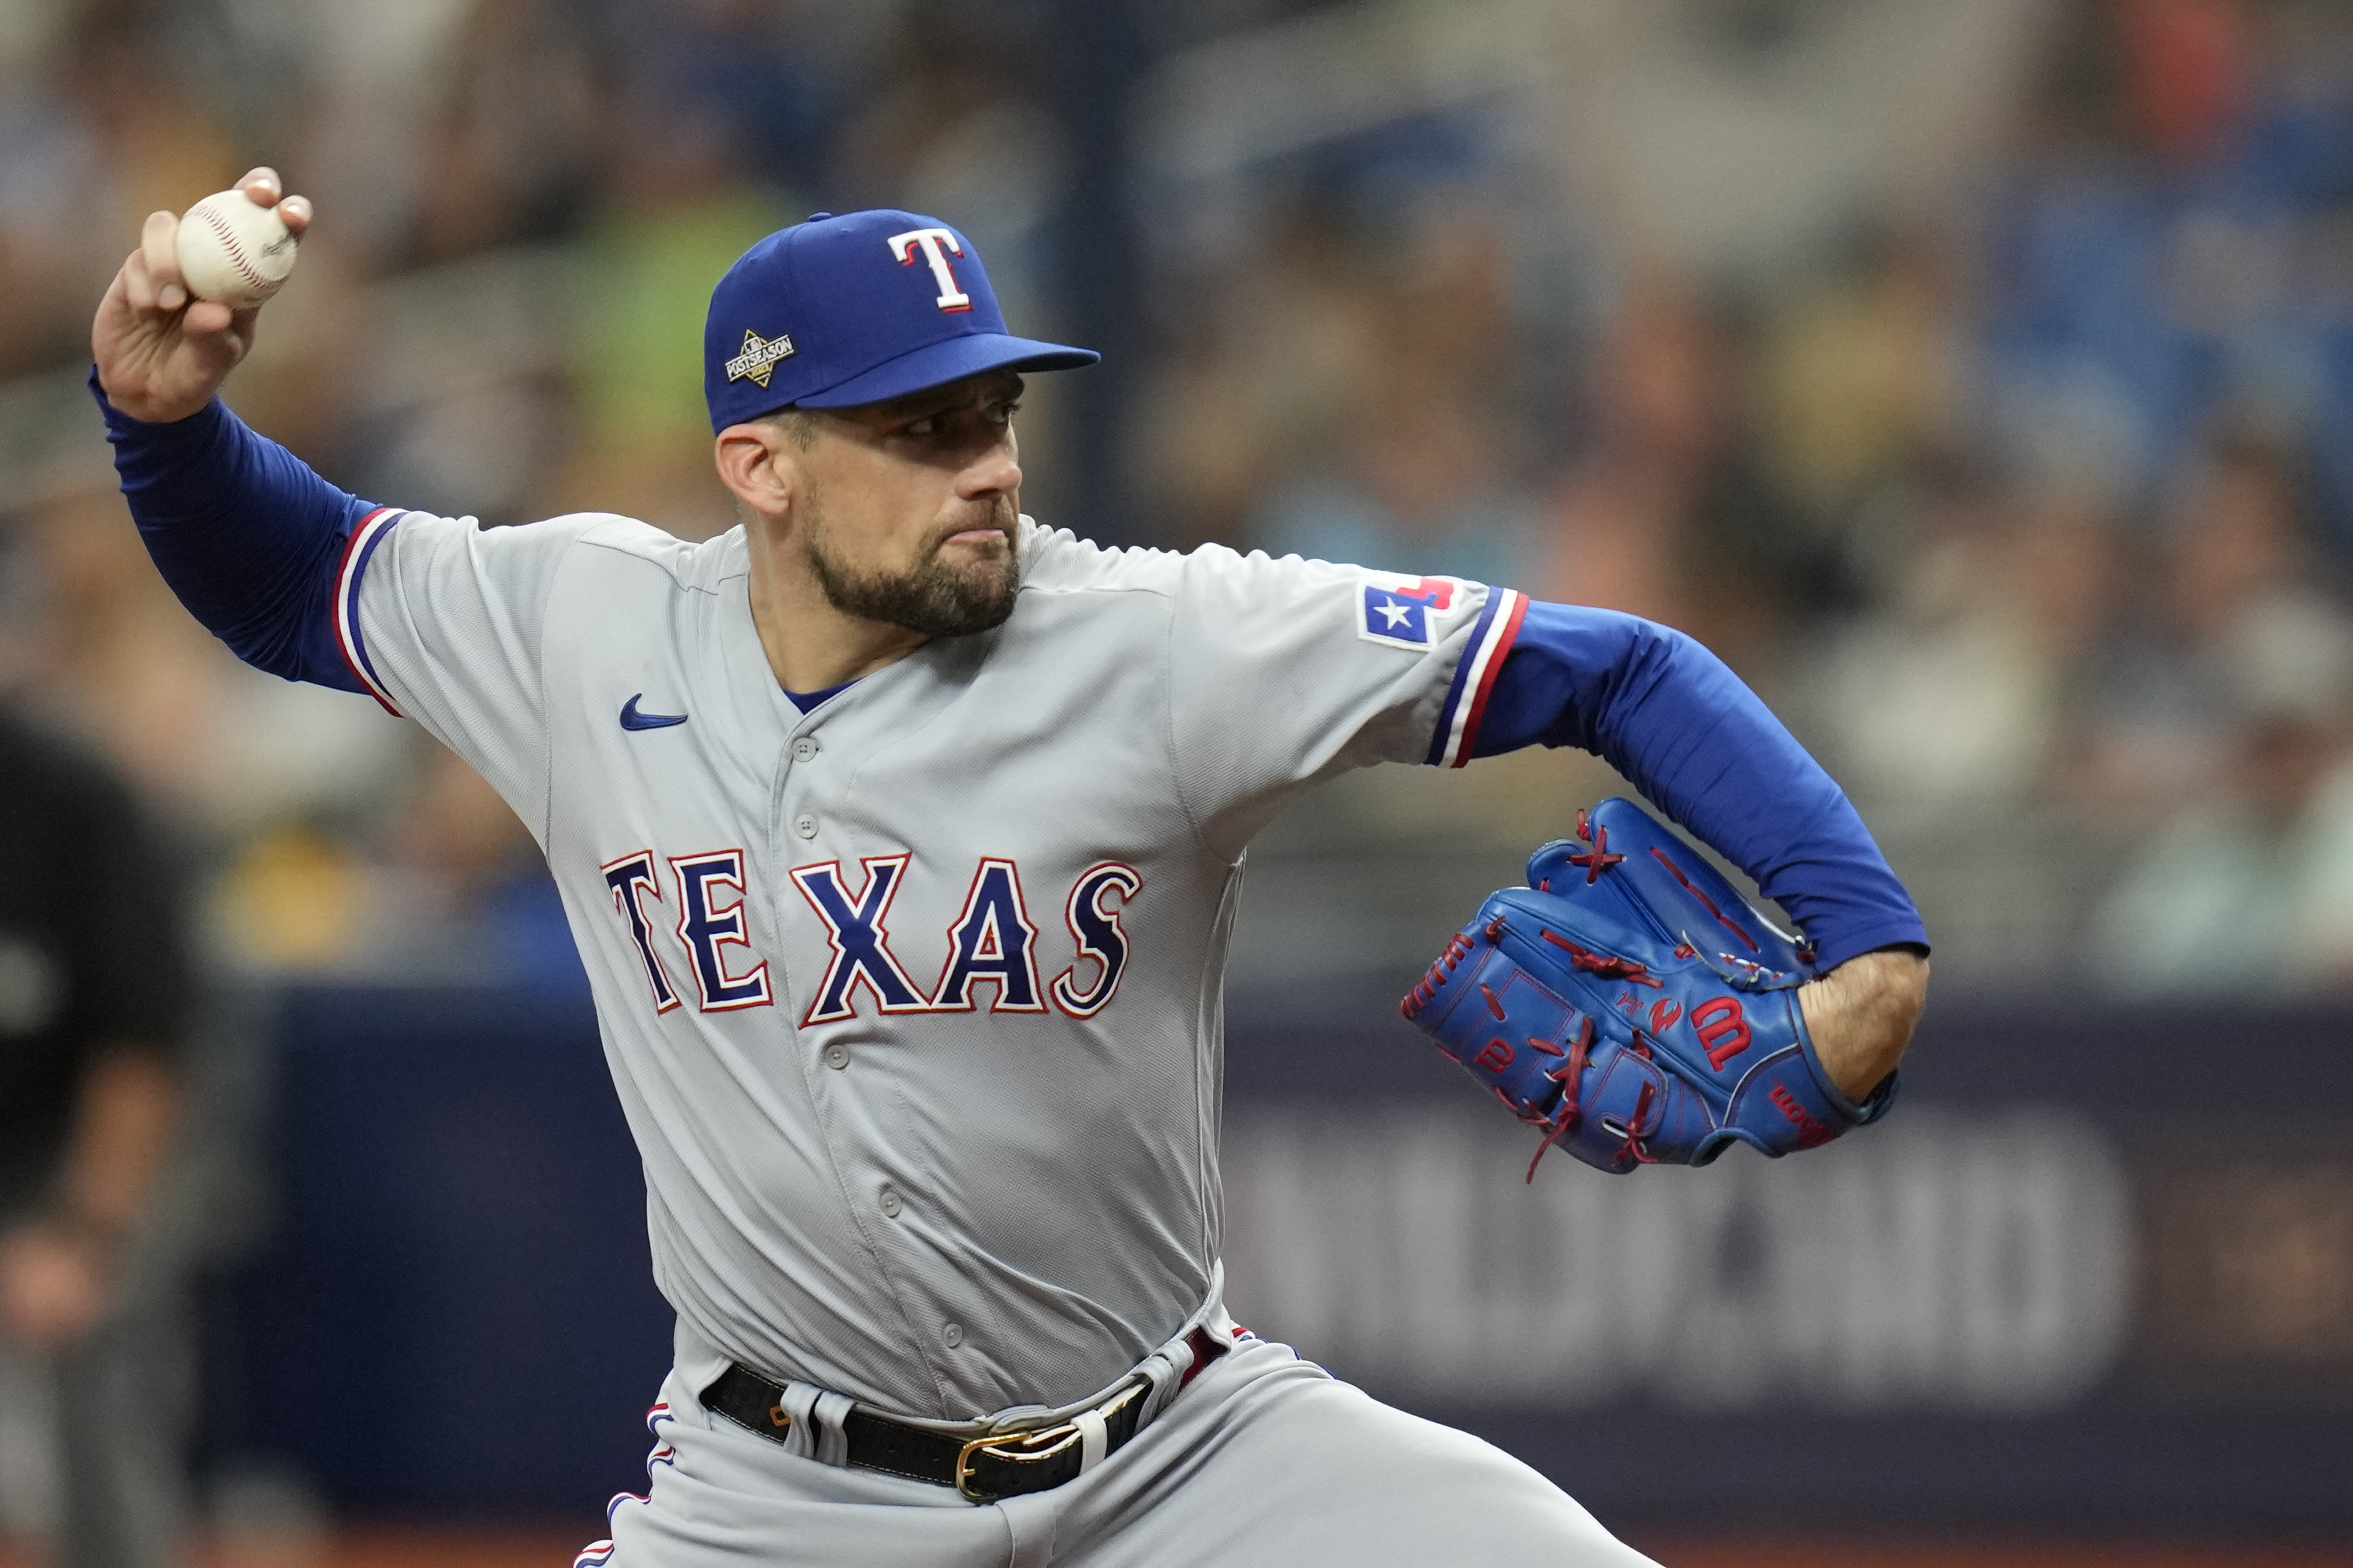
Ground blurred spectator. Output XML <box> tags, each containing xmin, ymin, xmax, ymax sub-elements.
<box><xmin>1250</xmin><ymin>198</ymin><xmax>1547</xmax><ymax>587</ymax></box>
<box><xmin>1133</xmin><ymin>201</ymin><xmax>1390</xmax><ymax>549</ymax></box>
<box><xmin>0</xmin><ymin>8</ymin><xmax>236</xmax><ymax>379</ymax></box>
<box><xmin>1811</xmin><ymin>472</ymin><xmax>2120</xmax><ymax>816</ymax></box>
<box><xmin>1537</xmin><ymin>278</ymin><xmax>1721</xmax><ymax>640</ymax></box>
<box><xmin>235</xmin><ymin>0</ymin><xmax>472</xmax><ymax>264</ymax></box>
<box><xmin>411</xmin><ymin>0</ymin><xmax>603</xmax><ymax>267</ymax></box>
<box><xmin>363</xmin><ymin>741</ymin><xmax>582</xmax><ymax>989</ymax></box>
<box><xmin>1</xmin><ymin>483</ymin><xmax>411</xmax><ymax>846</ymax></box>
<box><xmin>1750</xmin><ymin>225</ymin><xmax>1969</xmax><ymax>590</ymax></box>
<box><xmin>212</xmin><ymin>739</ymin><xmax>581</xmax><ymax>991</ymax></box>
<box><xmin>541</xmin><ymin>57</ymin><xmax>795</xmax><ymax>537</ymax></box>
<box><xmin>834</xmin><ymin>0</ymin><xmax>1058</xmax><ymax>227</ymax></box>
<box><xmin>602</xmin><ymin>0</ymin><xmax>842</xmax><ymax>200</ymax></box>
<box><xmin>2065</xmin><ymin>433</ymin><xmax>2350</xmax><ymax>826</ymax></box>
<box><xmin>18</xmin><ymin>0</ymin><xmax>2353</xmax><ymax>1000</ymax></box>
<box><xmin>2091</xmin><ymin>580</ymin><xmax>2353</xmax><ymax>994</ymax></box>
<box><xmin>0</xmin><ymin>707</ymin><xmax>192</xmax><ymax>1568</ymax></box>
<box><xmin>1983</xmin><ymin>0</ymin><xmax>2353</xmax><ymax>535</ymax></box>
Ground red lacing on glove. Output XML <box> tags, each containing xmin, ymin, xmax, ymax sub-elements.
<box><xmin>1523</xmin><ymin>1016</ymin><xmax>1595</xmax><ymax>1182</ymax></box>
<box><xmin>1720</xmin><ymin>953</ymin><xmax>1789</xmax><ymax>986</ymax></box>
<box><xmin>1566</xmin><ymin>823</ymin><xmax>1625</xmax><ymax>884</ymax></box>
<box><xmin>1539</xmin><ymin>930</ymin><xmax>1664</xmax><ymax>988</ymax></box>
<box><xmin>1398</xmin><ymin>931</ymin><xmax>1478</xmax><ymax>1021</ymax></box>
<box><xmin>1647</xmin><ymin>846</ymin><xmax>1758</xmax><ymax>954</ymax></box>
<box><xmin>1605</xmin><ymin>1080</ymin><xmax>1658</xmax><ymax>1172</ymax></box>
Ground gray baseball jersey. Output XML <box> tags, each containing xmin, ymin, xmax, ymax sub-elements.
<box><xmin>333</xmin><ymin>505</ymin><xmax>1524</xmax><ymax>1421</ymax></box>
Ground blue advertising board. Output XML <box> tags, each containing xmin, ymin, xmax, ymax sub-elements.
<box><xmin>200</xmin><ymin>982</ymin><xmax>2353</xmax><ymax>1532</ymax></box>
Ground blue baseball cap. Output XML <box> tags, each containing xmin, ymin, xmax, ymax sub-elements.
<box><xmin>703</xmin><ymin>209</ymin><xmax>1098</xmax><ymax>431</ymax></box>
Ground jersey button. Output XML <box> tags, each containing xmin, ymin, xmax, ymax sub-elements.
<box><xmin>823</xmin><ymin>1043</ymin><xmax>850</xmax><ymax>1070</ymax></box>
<box><xmin>792</xmin><ymin>736</ymin><xmax>820</xmax><ymax>762</ymax></box>
<box><xmin>942</xmin><ymin>1322</ymin><xmax>964</xmax><ymax>1349</ymax></box>
<box><xmin>794</xmin><ymin>813</ymin><xmax>818</xmax><ymax>839</ymax></box>
<box><xmin>879</xmin><ymin>1187</ymin><xmax>902</xmax><ymax>1218</ymax></box>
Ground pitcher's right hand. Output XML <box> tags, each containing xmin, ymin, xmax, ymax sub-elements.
<box><xmin>92</xmin><ymin>167</ymin><xmax>311</xmax><ymax>423</ymax></box>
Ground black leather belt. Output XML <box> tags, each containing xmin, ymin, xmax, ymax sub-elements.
<box><xmin>702</xmin><ymin>1327</ymin><xmax>1226</xmax><ymax>1501</ymax></box>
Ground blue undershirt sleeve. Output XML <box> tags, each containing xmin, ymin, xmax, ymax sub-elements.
<box><xmin>1469</xmin><ymin>600</ymin><xmax>1927</xmax><ymax>971</ymax></box>
<box><xmin>90</xmin><ymin>368</ymin><xmax>381</xmax><ymax>694</ymax></box>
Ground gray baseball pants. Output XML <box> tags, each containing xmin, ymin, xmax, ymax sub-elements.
<box><xmin>589</xmin><ymin>1338</ymin><xmax>1659</xmax><ymax>1567</ymax></box>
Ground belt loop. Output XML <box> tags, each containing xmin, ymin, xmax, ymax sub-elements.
<box><xmin>777</xmin><ymin>1382</ymin><xmax>855</xmax><ymax>1468</ymax></box>
<box><xmin>777</xmin><ymin>1382</ymin><xmax>819</xmax><ymax>1461</ymax></box>
<box><xmin>1133</xmin><ymin>1332</ymin><xmax>1197</xmax><ymax>1427</ymax></box>
<box><xmin>1073</xmin><ymin>1407</ymin><xmax>1109</xmax><ymax>1474</ymax></box>
<box><xmin>811</xmin><ymin>1388</ymin><xmax>855</xmax><ymax>1469</ymax></box>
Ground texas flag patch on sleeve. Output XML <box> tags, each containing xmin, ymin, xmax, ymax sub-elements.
<box><xmin>1358</xmin><ymin>574</ymin><xmax>1459</xmax><ymax>648</ymax></box>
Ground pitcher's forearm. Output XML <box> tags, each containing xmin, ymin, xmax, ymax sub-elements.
<box><xmin>93</xmin><ymin>371</ymin><xmax>385</xmax><ymax>693</ymax></box>
<box><xmin>1475</xmin><ymin>603</ymin><xmax>1928</xmax><ymax>970</ymax></box>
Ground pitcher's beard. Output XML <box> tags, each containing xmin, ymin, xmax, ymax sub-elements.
<box><xmin>803</xmin><ymin>499</ymin><xmax>1021</xmax><ymax>637</ymax></box>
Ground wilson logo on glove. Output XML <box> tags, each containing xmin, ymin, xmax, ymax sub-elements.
<box><xmin>1400</xmin><ymin>798</ymin><xmax>1896</xmax><ymax>1179</ymax></box>
<box><xmin>1689</xmin><ymin>996</ymin><xmax>1750</xmax><ymax>1069</ymax></box>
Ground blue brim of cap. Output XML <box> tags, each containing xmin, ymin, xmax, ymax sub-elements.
<box><xmin>793</xmin><ymin>332</ymin><xmax>1099</xmax><ymax>410</ymax></box>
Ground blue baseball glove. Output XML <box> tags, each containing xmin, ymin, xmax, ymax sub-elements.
<box><xmin>1400</xmin><ymin>797</ymin><xmax>1896</xmax><ymax>1179</ymax></box>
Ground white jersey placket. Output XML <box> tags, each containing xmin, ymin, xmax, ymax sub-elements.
<box><xmin>765</xmin><ymin>681</ymin><xmax>969</xmax><ymax>1405</ymax></box>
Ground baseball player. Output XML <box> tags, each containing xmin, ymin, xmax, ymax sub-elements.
<box><xmin>90</xmin><ymin>170</ymin><xmax>1928</xmax><ymax>1566</ymax></box>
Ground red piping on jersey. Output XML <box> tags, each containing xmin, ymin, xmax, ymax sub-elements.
<box><xmin>1450</xmin><ymin>588</ymin><xmax>1529</xmax><ymax>767</ymax></box>
<box><xmin>333</xmin><ymin>507</ymin><xmax>403</xmax><ymax>716</ymax></box>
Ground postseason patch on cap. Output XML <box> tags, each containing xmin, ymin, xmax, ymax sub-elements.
<box><xmin>1358</xmin><ymin>574</ymin><xmax>1459</xmax><ymax>649</ymax></box>
<box><xmin>725</xmin><ymin>329</ymin><xmax>795</xmax><ymax>389</ymax></box>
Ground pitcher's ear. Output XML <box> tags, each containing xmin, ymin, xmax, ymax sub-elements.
<box><xmin>714</xmin><ymin>420</ymin><xmax>796</xmax><ymax>517</ymax></box>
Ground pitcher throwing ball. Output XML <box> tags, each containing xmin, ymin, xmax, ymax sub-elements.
<box><xmin>92</xmin><ymin>169</ymin><xmax>1927</xmax><ymax>1566</ymax></box>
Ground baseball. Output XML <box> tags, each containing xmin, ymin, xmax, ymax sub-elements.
<box><xmin>175</xmin><ymin>188</ymin><xmax>299</xmax><ymax>308</ymax></box>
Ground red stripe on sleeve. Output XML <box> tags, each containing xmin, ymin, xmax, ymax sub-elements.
<box><xmin>333</xmin><ymin>508</ymin><xmax>402</xmax><ymax>716</ymax></box>
<box><xmin>1450</xmin><ymin>589</ymin><xmax>1529</xmax><ymax>767</ymax></box>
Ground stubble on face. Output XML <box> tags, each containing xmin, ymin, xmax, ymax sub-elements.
<box><xmin>799</xmin><ymin>488</ymin><xmax>1022</xmax><ymax>638</ymax></box>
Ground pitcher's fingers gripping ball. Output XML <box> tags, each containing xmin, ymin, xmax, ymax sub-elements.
<box><xmin>175</xmin><ymin>188</ymin><xmax>299</xmax><ymax>308</ymax></box>
<box><xmin>1402</xmin><ymin>796</ymin><xmax>1897</xmax><ymax>1178</ymax></box>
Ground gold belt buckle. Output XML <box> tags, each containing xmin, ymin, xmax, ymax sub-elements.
<box><xmin>953</xmin><ymin>1380</ymin><xmax>1147</xmax><ymax>1501</ymax></box>
<box><xmin>955</xmin><ymin>1423</ymin><xmax>1083</xmax><ymax>1501</ymax></box>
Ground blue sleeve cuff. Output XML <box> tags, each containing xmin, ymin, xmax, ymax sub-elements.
<box><xmin>1425</xmin><ymin>587</ymin><xmax>1531</xmax><ymax>766</ymax></box>
<box><xmin>1468</xmin><ymin>600</ymin><xmax>1927</xmax><ymax>970</ymax></box>
<box><xmin>92</xmin><ymin>367</ymin><xmax>392</xmax><ymax>702</ymax></box>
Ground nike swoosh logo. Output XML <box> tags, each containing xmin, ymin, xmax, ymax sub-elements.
<box><xmin>620</xmin><ymin>694</ymin><xmax>689</xmax><ymax>731</ymax></box>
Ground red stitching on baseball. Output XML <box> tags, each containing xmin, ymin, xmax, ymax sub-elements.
<box><xmin>197</xmin><ymin>203</ymin><xmax>269</xmax><ymax>293</ymax></box>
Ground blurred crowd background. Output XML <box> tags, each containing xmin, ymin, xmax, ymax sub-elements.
<box><xmin>3</xmin><ymin>0</ymin><xmax>2353</xmax><ymax>1560</ymax></box>
<box><xmin>11</xmin><ymin>0</ymin><xmax>2353</xmax><ymax>994</ymax></box>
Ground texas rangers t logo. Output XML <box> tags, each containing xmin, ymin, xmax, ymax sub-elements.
<box><xmin>888</xmin><ymin>228</ymin><xmax>973</xmax><ymax>312</ymax></box>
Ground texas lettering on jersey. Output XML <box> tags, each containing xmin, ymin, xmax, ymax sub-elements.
<box><xmin>603</xmin><ymin>851</ymin><xmax>1139</xmax><ymax>1024</ymax></box>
